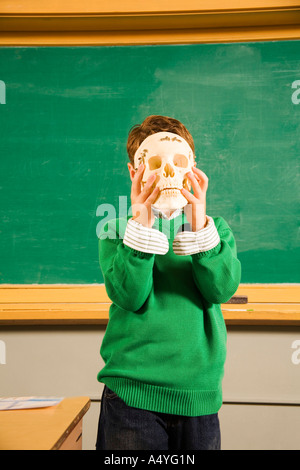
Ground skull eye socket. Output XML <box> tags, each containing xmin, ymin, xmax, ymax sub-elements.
<box><xmin>173</xmin><ymin>154</ymin><xmax>189</xmax><ymax>168</ymax></box>
<box><xmin>148</xmin><ymin>156</ymin><xmax>162</xmax><ymax>170</ymax></box>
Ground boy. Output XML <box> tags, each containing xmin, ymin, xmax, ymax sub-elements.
<box><xmin>96</xmin><ymin>115</ymin><xmax>241</xmax><ymax>450</ymax></box>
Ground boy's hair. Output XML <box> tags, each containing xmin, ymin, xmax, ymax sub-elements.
<box><xmin>127</xmin><ymin>115</ymin><xmax>195</xmax><ymax>166</ymax></box>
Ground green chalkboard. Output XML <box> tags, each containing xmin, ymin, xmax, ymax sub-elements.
<box><xmin>0</xmin><ymin>41</ymin><xmax>299</xmax><ymax>284</ymax></box>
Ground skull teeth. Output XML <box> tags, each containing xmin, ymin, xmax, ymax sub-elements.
<box><xmin>161</xmin><ymin>188</ymin><xmax>180</xmax><ymax>191</ymax></box>
<box><xmin>158</xmin><ymin>189</ymin><xmax>180</xmax><ymax>197</ymax></box>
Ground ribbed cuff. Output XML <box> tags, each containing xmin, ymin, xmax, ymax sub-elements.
<box><xmin>173</xmin><ymin>216</ymin><xmax>220</xmax><ymax>256</ymax></box>
<box><xmin>123</xmin><ymin>218</ymin><xmax>169</xmax><ymax>255</ymax></box>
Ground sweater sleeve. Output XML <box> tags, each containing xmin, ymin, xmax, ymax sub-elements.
<box><xmin>123</xmin><ymin>218</ymin><xmax>169</xmax><ymax>255</ymax></box>
<box><xmin>191</xmin><ymin>217</ymin><xmax>241</xmax><ymax>304</ymax></box>
<box><xmin>98</xmin><ymin>218</ymin><xmax>156</xmax><ymax>312</ymax></box>
<box><xmin>172</xmin><ymin>216</ymin><xmax>220</xmax><ymax>255</ymax></box>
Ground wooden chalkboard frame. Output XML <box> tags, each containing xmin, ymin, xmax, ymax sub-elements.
<box><xmin>0</xmin><ymin>284</ymin><xmax>299</xmax><ymax>326</ymax></box>
<box><xmin>0</xmin><ymin>1</ymin><xmax>300</xmax><ymax>46</ymax></box>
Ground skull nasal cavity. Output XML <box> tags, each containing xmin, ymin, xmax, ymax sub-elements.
<box><xmin>163</xmin><ymin>163</ymin><xmax>175</xmax><ymax>178</ymax></box>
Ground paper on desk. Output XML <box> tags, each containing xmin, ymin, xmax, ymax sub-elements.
<box><xmin>0</xmin><ymin>397</ymin><xmax>63</xmax><ymax>410</ymax></box>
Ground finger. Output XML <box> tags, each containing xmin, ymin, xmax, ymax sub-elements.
<box><xmin>192</xmin><ymin>167</ymin><xmax>209</xmax><ymax>191</ymax></box>
<box><xmin>138</xmin><ymin>173</ymin><xmax>157</xmax><ymax>203</ymax></box>
<box><xmin>146</xmin><ymin>186</ymin><xmax>160</xmax><ymax>205</ymax></box>
<box><xmin>180</xmin><ymin>187</ymin><xmax>198</xmax><ymax>203</ymax></box>
<box><xmin>131</xmin><ymin>164</ymin><xmax>145</xmax><ymax>197</ymax></box>
<box><xmin>186</xmin><ymin>171</ymin><xmax>202</xmax><ymax>199</ymax></box>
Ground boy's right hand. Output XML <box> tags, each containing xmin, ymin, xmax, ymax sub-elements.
<box><xmin>130</xmin><ymin>164</ymin><xmax>160</xmax><ymax>228</ymax></box>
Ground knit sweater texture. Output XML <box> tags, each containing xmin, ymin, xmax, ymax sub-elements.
<box><xmin>97</xmin><ymin>213</ymin><xmax>241</xmax><ymax>416</ymax></box>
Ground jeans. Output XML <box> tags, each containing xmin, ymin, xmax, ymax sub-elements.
<box><xmin>96</xmin><ymin>386</ymin><xmax>221</xmax><ymax>450</ymax></box>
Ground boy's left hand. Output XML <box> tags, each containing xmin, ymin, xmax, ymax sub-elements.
<box><xmin>180</xmin><ymin>167</ymin><xmax>208</xmax><ymax>232</ymax></box>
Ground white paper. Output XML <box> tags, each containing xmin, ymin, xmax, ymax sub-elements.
<box><xmin>0</xmin><ymin>397</ymin><xmax>63</xmax><ymax>410</ymax></box>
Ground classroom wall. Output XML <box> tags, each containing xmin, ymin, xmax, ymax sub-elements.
<box><xmin>1</xmin><ymin>325</ymin><xmax>300</xmax><ymax>450</ymax></box>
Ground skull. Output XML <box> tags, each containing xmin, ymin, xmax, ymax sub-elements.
<box><xmin>134</xmin><ymin>131</ymin><xmax>194</xmax><ymax>210</ymax></box>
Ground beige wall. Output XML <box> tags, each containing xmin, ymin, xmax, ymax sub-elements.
<box><xmin>1</xmin><ymin>325</ymin><xmax>300</xmax><ymax>450</ymax></box>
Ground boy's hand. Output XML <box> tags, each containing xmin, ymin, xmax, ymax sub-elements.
<box><xmin>180</xmin><ymin>167</ymin><xmax>208</xmax><ymax>231</ymax></box>
<box><xmin>130</xmin><ymin>164</ymin><xmax>160</xmax><ymax>228</ymax></box>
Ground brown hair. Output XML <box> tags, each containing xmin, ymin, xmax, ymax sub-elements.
<box><xmin>127</xmin><ymin>115</ymin><xmax>195</xmax><ymax>167</ymax></box>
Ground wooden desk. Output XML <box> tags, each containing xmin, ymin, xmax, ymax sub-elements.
<box><xmin>0</xmin><ymin>396</ymin><xmax>90</xmax><ymax>450</ymax></box>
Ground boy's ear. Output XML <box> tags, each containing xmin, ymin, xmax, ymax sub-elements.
<box><xmin>127</xmin><ymin>162</ymin><xmax>136</xmax><ymax>182</ymax></box>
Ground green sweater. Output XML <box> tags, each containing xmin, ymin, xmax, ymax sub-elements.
<box><xmin>97</xmin><ymin>213</ymin><xmax>241</xmax><ymax>417</ymax></box>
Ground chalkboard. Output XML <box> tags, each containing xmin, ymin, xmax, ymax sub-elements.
<box><xmin>0</xmin><ymin>41</ymin><xmax>299</xmax><ymax>284</ymax></box>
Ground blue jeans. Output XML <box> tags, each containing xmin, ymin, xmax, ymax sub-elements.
<box><xmin>96</xmin><ymin>386</ymin><xmax>221</xmax><ymax>450</ymax></box>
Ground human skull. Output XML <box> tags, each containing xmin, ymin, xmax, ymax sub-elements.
<box><xmin>134</xmin><ymin>131</ymin><xmax>194</xmax><ymax>210</ymax></box>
